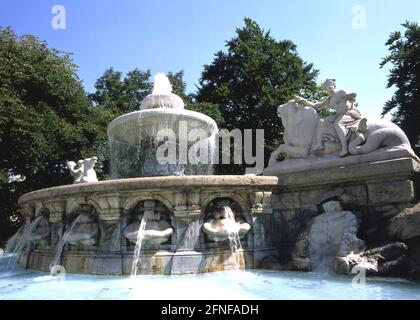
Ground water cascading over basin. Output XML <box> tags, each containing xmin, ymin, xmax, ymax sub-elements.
<box><xmin>107</xmin><ymin>73</ymin><xmax>219</xmax><ymax>178</ymax></box>
<box><xmin>7</xmin><ymin>74</ymin><xmax>279</xmax><ymax>276</ymax></box>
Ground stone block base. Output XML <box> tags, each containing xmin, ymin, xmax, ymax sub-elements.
<box><xmin>20</xmin><ymin>246</ymin><xmax>278</xmax><ymax>275</ymax></box>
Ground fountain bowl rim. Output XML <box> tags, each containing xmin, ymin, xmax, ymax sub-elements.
<box><xmin>18</xmin><ymin>175</ymin><xmax>279</xmax><ymax>206</ymax></box>
<box><xmin>107</xmin><ymin>108</ymin><xmax>219</xmax><ymax>138</ymax></box>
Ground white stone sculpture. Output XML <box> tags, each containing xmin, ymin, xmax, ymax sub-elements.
<box><xmin>291</xmin><ymin>197</ymin><xmax>365</xmax><ymax>272</ymax></box>
<box><xmin>266</xmin><ymin>79</ymin><xmax>419</xmax><ymax>174</ymax></box>
<box><xmin>67</xmin><ymin>213</ymin><xmax>100</xmax><ymax>246</ymax></box>
<box><xmin>27</xmin><ymin>215</ymin><xmax>50</xmax><ymax>248</ymax></box>
<box><xmin>202</xmin><ymin>202</ymin><xmax>251</xmax><ymax>243</ymax></box>
<box><xmin>124</xmin><ymin>209</ymin><xmax>173</xmax><ymax>245</ymax></box>
<box><xmin>347</xmin><ymin>118</ymin><xmax>413</xmax><ymax>155</ymax></box>
<box><xmin>66</xmin><ymin>156</ymin><xmax>98</xmax><ymax>184</ymax></box>
<box><xmin>295</xmin><ymin>79</ymin><xmax>361</xmax><ymax>157</ymax></box>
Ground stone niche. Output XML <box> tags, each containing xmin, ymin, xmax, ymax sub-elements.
<box><xmin>123</xmin><ymin>199</ymin><xmax>174</xmax><ymax>250</ymax></box>
<box><xmin>202</xmin><ymin>198</ymin><xmax>252</xmax><ymax>248</ymax></box>
<box><xmin>26</xmin><ymin>208</ymin><xmax>51</xmax><ymax>251</ymax></box>
<box><xmin>17</xmin><ymin>175</ymin><xmax>279</xmax><ymax>275</ymax></box>
<box><xmin>65</xmin><ymin>204</ymin><xmax>101</xmax><ymax>249</ymax></box>
<box><xmin>268</xmin><ymin>155</ymin><xmax>420</xmax><ymax>277</ymax></box>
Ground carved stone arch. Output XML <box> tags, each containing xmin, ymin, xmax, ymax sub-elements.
<box><xmin>32</xmin><ymin>201</ymin><xmax>46</xmax><ymax>217</ymax></box>
<box><xmin>84</xmin><ymin>197</ymin><xmax>103</xmax><ymax>216</ymax></box>
<box><xmin>65</xmin><ymin>198</ymin><xmax>101</xmax><ymax>218</ymax></box>
<box><xmin>201</xmin><ymin>192</ymin><xmax>251</xmax><ymax>224</ymax></box>
<box><xmin>34</xmin><ymin>202</ymin><xmax>45</xmax><ymax>217</ymax></box>
<box><xmin>202</xmin><ymin>192</ymin><xmax>248</xmax><ymax>214</ymax></box>
<box><xmin>41</xmin><ymin>200</ymin><xmax>65</xmax><ymax>223</ymax></box>
<box><xmin>66</xmin><ymin>198</ymin><xmax>82</xmax><ymax>217</ymax></box>
<box><xmin>124</xmin><ymin>193</ymin><xmax>152</xmax><ymax>213</ymax></box>
<box><xmin>35</xmin><ymin>206</ymin><xmax>50</xmax><ymax>218</ymax></box>
<box><xmin>124</xmin><ymin>193</ymin><xmax>173</xmax><ymax>214</ymax></box>
<box><xmin>20</xmin><ymin>204</ymin><xmax>35</xmax><ymax>220</ymax></box>
<box><xmin>65</xmin><ymin>201</ymin><xmax>100</xmax><ymax>228</ymax></box>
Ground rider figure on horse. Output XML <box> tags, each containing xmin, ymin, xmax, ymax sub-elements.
<box><xmin>295</xmin><ymin>79</ymin><xmax>361</xmax><ymax>157</ymax></box>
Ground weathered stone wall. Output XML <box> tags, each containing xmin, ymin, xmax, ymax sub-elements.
<box><xmin>17</xmin><ymin>176</ymin><xmax>279</xmax><ymax>274</ymax></box>
<box><xmin>270</xmin><ymin>157</ymin><xmax>420</xmax><ymax>263</ymax></box>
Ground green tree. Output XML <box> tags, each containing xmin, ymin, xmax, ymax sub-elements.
<box><xmin>195</xmin><ymin>18</ymin><xmax>319</xmax><ymax>173</ymax></box>
<box><xmin>167</xmin><ymin>71</ymin><xmax>224</xmax><ymax>127</ymax></box>
<box><xmin>167</xmin><ymin>71</ymin><xmax>190</xmax><ymax>103</ymax></box>
<box><xmin>91</xmin><ymin>68</ymin><xmax>224</xmax><ymax>128</ymax></box>
<box><xmin>0</xmin><ymin>27</ymin><xmax>108</xmax><ymax>242</ymax></box>
<box><xmin>89</xmin><ymin>67</ymin><xmax>152</xmax><ymax>115</ymax></box>
<box><xmin>381</xmin><ymin>21</ymin><xmax>420</xmax><ymax>153</ymax></box>
<box><xmin>90</xmin><ymin>68</ymin><xmax>224</xmax><ymax>178</ymax></box>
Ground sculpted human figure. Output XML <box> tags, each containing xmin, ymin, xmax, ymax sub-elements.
<box><xmin>291</xmin><ymin>194</ymin><xmax>366</xmax><ymax>272</ymax></box>
<box><xmin>67</xmin><ymin>213</ymin><xmax>100</xmax><ymax>246</ymax></box>
<box><xmin>27</xmin><ymin>215</ymin><xmax>51</xmax><ymax>247</ymax></box>
<box><xmin>124</xmin><ymin>209</ymin><xmax>173</xmax><ymax>245</ymax></box>
<box><xmin>296</xmin><ymin>79</ymin><xmax>361</xmax><ymax>157</ymax></box>
<box><xmin>268</xmin><ymin>95</ymin><xmax>417</xmax><ymax>166</ymax></box>
<box><xmin>202</xmin><ymin>203</ymin><xmax>250</xmax><ymax>243</ymax></box>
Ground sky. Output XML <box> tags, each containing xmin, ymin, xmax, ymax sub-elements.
<box><xmin>0</xmin><ymin>0</ymin><xmax>419</xmax><ymax>120</ymax></box>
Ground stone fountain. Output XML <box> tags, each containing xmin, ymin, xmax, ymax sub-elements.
<box><xmin>6</xmin><ymin>75</ymin><xmax>420</xmax><ymax>280</ymax></box>
<box><xmin>263</xmin><ymin>79</ymin><xmax>420</xmax><ymax>277</ymax></box>
<box><xmin>108</xmin><ymin>73</ymin><xmax>218</xmax><ymax>178</ymax></box>
<box><xmin>10</xmin><ymin>74</ymin><xmax>278</xmax><ymax>275</ymax></box>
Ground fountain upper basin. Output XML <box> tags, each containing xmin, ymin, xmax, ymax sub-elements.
<box><xmin>107</xmin><ymin>108</ymin><xmax>219</xmax><ymax>178</ymax></box>
<box><xmin>107</xmin><ymin>108</ymin><xmax>218</xmax><ymax>145</ymax></box>
<box><xmin>140</xmin><ymin>93</ymin><xmax>185</xmax><ymax>110</ymax></box>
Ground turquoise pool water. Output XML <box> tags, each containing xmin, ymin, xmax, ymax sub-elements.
<box><xmin>1</xmin><ymin>268</ymin><xmax>419</xmax><ymax>300</ymax></box>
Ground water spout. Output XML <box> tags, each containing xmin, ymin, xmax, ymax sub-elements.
<box><xmin>1</xmin><ymin>216</ymin><xmax>45</xmax><ymax>273</ymax></box>
<box><xmin>223</xmin><ymin>206</ymin><xmax>242</xmax><ymax>269</ymax></box>
<box><xmin>131</xmin><ymin>210</ymin><xmax>151</xmax><ymax>276</ymax></box>
<box><xmin>5</xmin><ymin>225</ymin><xmax>24</xmax><ymax>254</ymax></box>
<box><xmin>109</xmin><ymin>73</ymin><xmax>218</xmax><ymax>177</ymax></box>
<box><xmin>50</xmin><ymin>215</ymin><xmax>82</xmax><ymax>270</ymax></box>
<box><xmin>11</xmin><ymin>216</ymin><xmax>44</xmax><ymax>255</ymax></box>
<box><xmin>152</xmin><ymin>73</ymin><xmax>172</xmax><ymax>95</ymax></box>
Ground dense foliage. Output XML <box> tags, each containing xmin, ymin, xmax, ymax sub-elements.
<box><xmin>90</xmin><ymin>69</ymin><xmax>224</xmax><ymax>127</ymax></box>
<box><xmin>381</xmin><ymin>21</ymin><xmax>420</xmax><ymax>153</ymax></box>
<box><xmin>0</xmin><ymin>27</ymin><xmax>109</xmax><ymax>241</ymax></box>
<box><xmin>2</xmin><ymin>18</ymin><xmax>414</xmax><ymax>243</ymax></box>
<box><xmin>195</xmin><ymin>18</ymin><xmax>320</xmax><ymax>173</ymax></box>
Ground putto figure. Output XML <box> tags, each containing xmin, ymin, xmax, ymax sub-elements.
<box><xmin>66</xmin><ymin>156</ymin><xmax>98</xmax><ymax>183</ymax></box>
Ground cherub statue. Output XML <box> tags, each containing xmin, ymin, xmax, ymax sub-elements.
<box><xmin>66</xmin><ymin>157</ymin><xmax>98</xmax><ymax>183</ymax></box>
<box><xmin>66</xmin><ymin>160</ymin><xmax>84</xmax><ymax>183</ymax></box>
